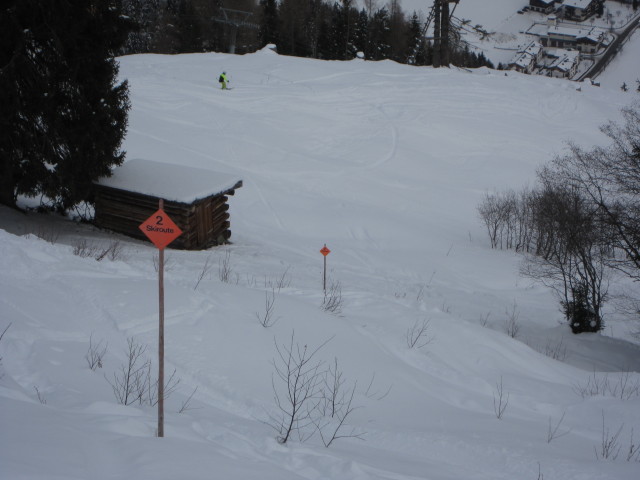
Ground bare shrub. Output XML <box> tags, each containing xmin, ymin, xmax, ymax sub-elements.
<box><xmin>573</xmin><ymin>371</ymin><xmax>640</xmax><ymax>400</ymax></box>
<box><xmin>543</xmin><ymin>337</ymin><xmax>568</xmax><ymax>361</ymax></box>
<box><xmin>493</xmin><ymin>376</ymin><xmax>509</xmax><ymax>419</ymax></box>
<box><xmin>153</xmin><ymin>251</ymin><xmax>174</xmax><ymax>272</ymax></box>
<box><xmin>547</xmin><ymin>411</ymin><xmax>571</xmax><ymax>443</ymax></box>
<box><xmin>72</xmin><ymin>239</ymin><xmax>126</xmax><ymax>262</ymax></box>
<box><xmin>193</xmin><ymin>254</ymin><xmax>213</xmax><ymax>291</ymax></box>
<box><xmin>178</xmin><ymin>386</ymin><xmax>200</xmax><ymax>414</ymax></box>
<box><xmin>321</xmin><ymin>279</ymin><xmax>343</xmax><ymax>315</ymax></box>
<box><xmin>96</xmin><ymin>240</ymin><xmax>125</xmax><ymax>262</ymax></box>
<box><xmin>85</xmin><ymin>334</ymin><xmax>108</xmax><ymax>370</ymax></box>
<box><xmin>34</xmin><ymin>385</ymin><xmax>47</xmax><ymax>405</ymax></box>
<box><xmin>105</xmin><ymin>337</ymin><xmax>179</xmax><ymax>406</ymax></box>
<box><xmin>72</xmin><ymin>239</ymin><xmax>100</xmax><ymax>258</ymax></box>
<box><xmin>626</xmin><ymin>429</ymin><xmax>640</xmax><ymax>462</ymax></box>
<box><xmin>364</xmin><ymin>372</ymin><xmax>393</xmax><ymax>401</ymax></box>
<box><xmin>504</xmin><ymin>302</ymin><xmax>520</xmax><ymax>339</ymax></box>
<box><xmin>405</xmin><ymin>318</ymin><xmax>434</xmax><ymax>349</ymax></box>
<box><xmin>595</xmin><ymin>411</ymin><xmax>623</xmax><ymax>460</ymax></box>
<box><xmin>264</xmin><ymin>267</ymin><xmax>292</xmax><ymax>292</ymax></box>
<box><xmin>256</xmin><ymin>289</ymin><xmax>280</xmax><ymax>328</ymax></box>
<box><xmin>106</xmin><ymin>338</ymin><xmax>149</xmax><ymax>405</ymax></box>
<box><xmin>36</xmin><ymin>225</ymin><xmax>60</xmax><ymax>244</ymax></box>
<box><xmin>218</xmin><ymin>250</ymin><xmax>233</xmax><ymax>283</ymax></box>
<box><xmin>315</xmin><ymin>358</ymin><xmax>363</xmax><ymax>447</ymax></box>
<box><xmin>268</xmin><ymin>331</ymin><xmax>331</xmax><ymax>444</ymax></box>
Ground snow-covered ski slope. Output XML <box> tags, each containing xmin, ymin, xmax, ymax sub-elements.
<box><xmin>1</xmin><ymin>48</ymin><xmax>640</xmax><ymax>480</ymax></box>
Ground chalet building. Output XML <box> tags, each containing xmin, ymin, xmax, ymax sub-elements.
<box><xmin>94</xmin><ymin>159</ymin><xmax>242</xmax><ymax>250</ymax></box>
<box><xmin>508</xmin><ymin>41</ymin><xmax>543</xmax><ymax>74</ymax></box>
<box><xmin>542</xmin><ymin>16</ymin><xmax>606</xmax><ymax>53</ymax></box>
<box><xmin>540</xmin><ymin>48</ymin><xmax>581</xmax><ymax>78</ymax></box>
<box><xmin>560</xmin><ymin>0</ymin><xmax>604</xmax><ymax>21</ymax></box>
<box><xmin>528</xmin><ymin>0</ymin><xmax>558</xmax><ymax>14</ymax></box>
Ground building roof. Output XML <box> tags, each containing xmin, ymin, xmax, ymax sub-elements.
<box><xmin>545</xmin><ymin>48</ymin><xmax>580</xmax><ymax>72</ymax></box>
<box><xmin>563</xmin><ymin>0</ymin><xmax>593</xmax><ymax>9</ymax></box>
<box><xmin>96</xmin><ymin>159</ymin><xmax>242</xmax><ymax>204</ymax></box>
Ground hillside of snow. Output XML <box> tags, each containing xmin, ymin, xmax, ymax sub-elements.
<box><xmin>1</xmin><ymin>47</ymin><xmax>640</xmax><ymax>479</ymax></box>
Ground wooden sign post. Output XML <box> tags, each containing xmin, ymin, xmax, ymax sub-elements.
<box><xmin>139</xmin><ymin>199</ymin><xmax>182</xmax><ymax>438</ymax></box>
<box><xmin>320</xmin><ymin>244</ymin><xmax>331</xmax><ymax>293</ymax></box>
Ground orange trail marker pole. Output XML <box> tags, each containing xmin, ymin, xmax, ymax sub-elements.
<box><xmin>139</xmin><ymin>199</ymin><xmax>182</xmax><ymax>438</ymax></box>
<box><xmin>320</xmin><ymin>244</ymin><xmax>331</xmax><ymax>293</ymax></box>
<box><xmin>158</xmin><ymin>199</ymin><xmax>165</xmax><ymax>438</ymax></box>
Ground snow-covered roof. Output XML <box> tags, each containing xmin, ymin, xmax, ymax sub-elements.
<box><xmin>547</xmin><ymin>24</ymin><xmax>604</xmax><ymax>43</ymax></box>
<box><xmin>545</xmin><ymin>48</ymin><xmax>580</xmax><ymax>72</ymax></box>
<box><xmin>96</xmin><ymin>158</ymin><xmax>242</xmax><ymax>204</ymax></box>
<box><xmin>563</xmin><ymin>0</ymin><xmax>592</xmax><ymax>8</ymax></box>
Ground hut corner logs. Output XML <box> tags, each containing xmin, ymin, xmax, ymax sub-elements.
<box><xmin>94</xmin><ymin>159</ymin><xmax>242</xmax><ymax>250</ymax></box>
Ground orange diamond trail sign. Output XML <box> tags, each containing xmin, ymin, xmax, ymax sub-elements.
<box><xmin>139</xmin><ymin>207</ymin><xmax>183</xmax><ymax>250</ymax></box>
<box><xmin>139</xmin><ymin>199</ymin><xmax>182</xmax><ymax>439</ymax></box>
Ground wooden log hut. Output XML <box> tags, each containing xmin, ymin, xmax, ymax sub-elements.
<box><xmin>94</xmin><ymin>159</ymin><xmax>242</xmax><ymax>250</ymax></box>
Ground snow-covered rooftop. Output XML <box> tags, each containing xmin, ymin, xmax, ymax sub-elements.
<box><xmin>96</xmin><ymin>158</ymin><xmax>242</xmax><ymax>204</ymax></box>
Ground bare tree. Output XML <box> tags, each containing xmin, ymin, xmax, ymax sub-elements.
<box><xmin>405</xmin><ymin>318</ymin><xmax>434</xmax><ymax>349</ymax></box>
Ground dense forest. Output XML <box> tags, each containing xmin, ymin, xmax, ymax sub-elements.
<box><xmin>121</xmin><ymin>0</ymin><xmax>494</xmax><ymax>68</ymax></box>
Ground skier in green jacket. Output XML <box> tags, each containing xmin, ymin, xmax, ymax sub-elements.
<box><xmin>218</xmin><ymin>71</ymin><xmax>229</xmax><ymax>90</ymax></box>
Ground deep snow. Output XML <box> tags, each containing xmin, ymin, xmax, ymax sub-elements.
<box><xmin>2</xmin><ymin>29</ymin><xmax>640</xmax><ymax>480</ymax></box>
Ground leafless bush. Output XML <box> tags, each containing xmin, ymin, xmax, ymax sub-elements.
<box><xmin>405</xmin><ymin>318</ymin><xmax>434</xmax><ymax>349</ymax></box>
<box><xmin>595</xmin><ymin>411</ymin><xmax>623</xmax><ymax>460</ymax></box>
<box><xmin>105</xmin><ymin>337</ymin><xmax>179</xmax><ymax>406</ymax></box>
<box><xmin>144</xmin><ymin>364</ymin><xmax>180</xmax><ymax>407</ymax></box>
<box><xmin>573</xmin><ymin>371</ymin><xmax>640</xmax><ymax>400</ymax></box>
<box><xmin>106</xmin><ymin>338</ymin><xmax>149</xmax><ymax>405</ymax></box>
<box><xmin>264</xmin><ymin>267</ymin><xmax>292</xmax><ymax>292</ymax></box>
<box><xmin>493</xmin><ymin>376</ymin><xmax>509</xmax><ymax>419</ymax></box>
<box><xmin>256</xmin><ymin>289</ymin><xmax>280</xmax><ymax>328</ymax></box>
<box><xmin>321</xmin><ymin>280</ymin><xmax>343</xmax><ymax>315</ymax></box>
<box><xmin>542</xmin><ymin>337</ymin><xmax>568</xmax><ymax>361</ymax></box>
<box><xmin>504</xmin><ymin>302</ymin><xmax>521</xmax><ymax>339</ymax></box>
<box><xmin>178</xmin><ymin>386</ymin><xmax>200</xmax><ymax>413</ymax></box>
<box><xmin>626</xmin><ymin>428</ymin><xmax>640</xmax><ymax>462</ymax></box>
<box><xmin>547</xmin><ymin>411</ymin><xmax>571</xmax><ymax>443</ymax></box>
<box><xmin>478</xmin><ymin>312</ymin><xmax>491</xmax><ymax>327</ymax></box>
<box><xmin>72</xmin><ymin>239</ymin><xmax>100</xmax><ymax>258</ymax></box>
<box><xmin>268</xmin><ymin>331</ymin><xmax>331</xmax><ymax>444</ymax></box>
<box><xmin>193</xmin><ymin>254</ymin><xmax>214</xmax><ymax>290</ymax></box>
<box><xmin>72</xmin><ymin>239</ymin><xmax>126</xmax><ymax>262</ymax></box>
<box><xmin>34</xmin><ymin>385</ymin><xmax>47</xmax><ymax>405</ymax></box>
<box><xmin>85</xmin><ymin>334</ymin><xmax>108</xmax><ymax>370</ymax></box>
<box><xmin>95</xmin><ymin>240</ymin><xmax>125</xmax><ymax>262</ymax></box>
<box><xmin>314</xmin><ymin>358</ymin><xmax>363</xmax><ymax>447</ymax></box>
<box><xmin>218</xmin><ymin>250</ymin><xmax>233</xmax><ymax>283</ymax></box>
<box><xmin>153</xmin><ymin>252</ymin><xmax>174</xmax><ymax>272</ymax></box>
<box><xmin>36</xmin><ymin>225</ymin><xmax>60</xmax><ymax>244</ymax></box>
<box><xmin>364</xmin><ymin>372</ymin><xmax>393</xmax><ymax>401</ymax></box>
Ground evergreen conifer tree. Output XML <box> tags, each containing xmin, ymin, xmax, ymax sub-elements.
<box><xmin>1</xmin><ymin>0</ymin><xmax>132</xmax><ymax>211</ymax></box>
<box><xmin>258</xmin><ymin>0</ymin><xmax>279</xmax><ymax>48</ymax></box>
